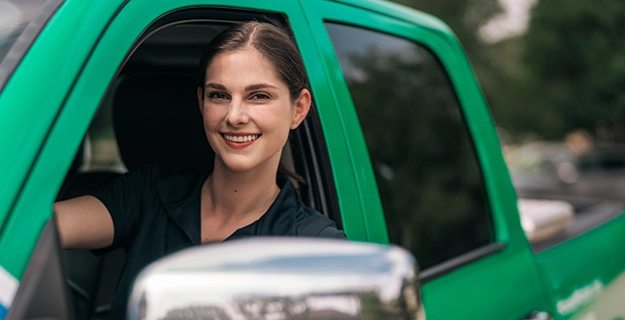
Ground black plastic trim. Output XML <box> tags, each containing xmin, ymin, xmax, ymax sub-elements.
<box><xmin>419</xmin><ymin>242</ymin><xmax>505</xmax><ymax>283</ymax></box>
<box><xmin>0</xmin><ymin>0</ymin><xmax>65</xmax><ymax>92</ymax></box>
<box><xmin>289</xmin><ymin>116</ymin><xmax>337</xmax><ymax>221</ymax></box>
<box><xmin>6</xmin><ymin>219</ymin><xmax>74</xmax><ymax>320</ymax></box>
<box><xmin>302</xmin><ymin>112</ymin><xmax>342</xmax><ymax>228</ymax></box>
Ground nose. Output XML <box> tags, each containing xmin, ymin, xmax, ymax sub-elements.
<box><xmin>225</xmin><ymin>98</ymin><xmax>249</xmax><ymax>126</ymax></box>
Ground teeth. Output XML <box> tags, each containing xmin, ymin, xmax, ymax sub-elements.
<box><xmin>224</xmin><ymin>134</ymin><xmax>260</xmax><ymax>142</ymax></box>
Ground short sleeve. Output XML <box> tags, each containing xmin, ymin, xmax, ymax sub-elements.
<box><xmin>90</xmin><ymin>165</ymin><xmax>160</xmax><ymax>254</ymax></box>
<box><xmin>316</xmin><ymin>225</ymin><xmax>347</xmax><ymax>239</ymax></box>
<box><xmin>296</xmin><ymin>207</ymin><xmax>347</xmax><ymax>239</ymax></box>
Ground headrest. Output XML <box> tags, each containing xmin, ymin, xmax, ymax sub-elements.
<box><xmin>113</xmin><ymin>73</ymin><xmax>214</xmax><ymax>171</ymax></box>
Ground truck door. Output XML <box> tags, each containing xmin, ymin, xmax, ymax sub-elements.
<box><xmin>299</xmin><ymin>0</ymin><xmax>549</xmax><ymax>318</ymax></box>
<box><xmin>0</xmin><ymin>0</ymin><xmax>350</xmax><ymax>318</ymax></box>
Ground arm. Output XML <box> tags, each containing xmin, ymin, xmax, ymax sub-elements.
<box><xmin>54</xmin><ymin>196</ymin><xmax>114</xmax><ymax>250</ymax></box>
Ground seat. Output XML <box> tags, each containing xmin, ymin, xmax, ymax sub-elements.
<box><xmin>59</xmin><ymin>72</ymin><xmax>213</xmax><ymax>318</ymax></box>
<box><xmin>113</xmin><ymin>73</ymin><xmax>214</xmax><ymax>172</ymax></box>
<box><xmin>57</xmin><ymin>144</ymin><xmax>123</xmax><ymax>319</ymax></box>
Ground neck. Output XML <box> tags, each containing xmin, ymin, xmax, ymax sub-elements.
<box><xmin>201</xmin><ymin>158</ymin><xmax>281</xmax><ymax>224</ymax></box>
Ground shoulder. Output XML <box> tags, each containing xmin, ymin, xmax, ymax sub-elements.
<box><xmin>114</xmin><ymin>164</ymin><xmax>170</xmax><ymax>186</ymax></box>
<box><xmin>93</xmin><ymin>165</ymin><xmax>204</xmax><ymax>204</ymax></box>
<box><xmin>127</xmin><ymin>164</ymin><xmax>182</xmax><ymax>180</ymax></box>
<box><xmin>294</xmin><ymin>203</ymin><xmax>347</xmax><ymax>239</ymax></box>
<box><xmin>275</xmin><ymin>175</ymin><xmax>346</xmax><ymax>239</ymax></box>
<box><xmin>120</xmin><ymin>165</ymin><xmax>198</xmax><ymax>188</ymax></box>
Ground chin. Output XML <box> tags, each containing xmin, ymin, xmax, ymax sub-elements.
<box><xmin>217</xmin><ymin>153</ymin><xmax>280</xmax><ymax>174</ymax></box>
<box><xmin>223</xmin><ymin>162</ymin><xmax>256</xmax><ymax>173</ymax></box>
<box><xmin>217</xmin><ymin>156</ymin><xmax>262</xmax><ymax>173</ymax></box>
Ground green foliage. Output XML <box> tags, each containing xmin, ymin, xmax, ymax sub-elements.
<box><xmin>393</xmin><ymin>0</ymin><xmax>504</xmax><ymax>113</ymax></box>
<box><xmin>394</xmin><ymin>0</ymin><xmax>625</xmax><ymax>142</ymax></box>
<box><xmin>510</xmin><ymin>0</ymin><xmax>625</xmax><ymax>140</ymax></box>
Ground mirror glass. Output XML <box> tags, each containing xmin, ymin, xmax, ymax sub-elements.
<box><xmin>127</xmin><ymin>238</ymin><xmax>423</xmax><ymax>320</ymax></box>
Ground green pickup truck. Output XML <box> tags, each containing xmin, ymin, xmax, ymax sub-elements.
<box><xmin>1</xmin><ymin>0</ymin><xmax>624</xmax><ymax>319</ymax></box>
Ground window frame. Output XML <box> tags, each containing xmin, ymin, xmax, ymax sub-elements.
<box><xmin>323</xmin><ymin>20</ymin><xmax>497</xmax><ymax>279</ymax></box>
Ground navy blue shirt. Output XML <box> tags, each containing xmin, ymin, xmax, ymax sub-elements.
<box><xmin>91</xmin><ymin>165</ymin><xmax>345</xmax><ymax>319</ymax></box>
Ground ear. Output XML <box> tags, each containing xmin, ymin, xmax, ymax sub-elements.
<box><xmin>197</xmin><ymin>87</ymin><xmax>204</xmax><ymax>113</ymax></box>
<box><xmin>291</xmin><ymin>88</ymin><xmax>311</xmax><ymax>129</ymax></box>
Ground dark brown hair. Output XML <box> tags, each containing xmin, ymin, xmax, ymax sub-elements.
<box><xmin>198</xmin><ymin>21</ymin><xmax>310</xmax><ymax>102</ymax></box>
<box><xmin>198</xmin><ymin>21</ymin><xmax>309</xmax><ymax>187</ymax></box>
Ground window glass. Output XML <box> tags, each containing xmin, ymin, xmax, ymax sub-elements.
<box><xmin>326</xmin><ymin>23</ymin><xmax>491</xmax><ymax>269</ymax></box>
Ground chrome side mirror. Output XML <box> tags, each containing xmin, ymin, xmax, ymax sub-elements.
<box><xmin>127</xmin><ymin>238</ymin><xmax>422</xmax><ymax>320</ymax></box>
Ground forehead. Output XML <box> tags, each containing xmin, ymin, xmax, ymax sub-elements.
<box><xmin>205</xmin><ymin>48</ymin><xmax>281</xmax><ymax>85</ymax></box>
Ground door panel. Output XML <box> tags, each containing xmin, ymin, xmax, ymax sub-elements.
<box><xmin>6</xmin><ymin>220</ymin><xmax>72</xmax><ymax>320</ymax></box>
<box><xmin>300</xmin><ymin>1</ymin><xmax>548</xmax><ymax>318</ymax></box>
<box><xmin>535</xmin><ymin>213</ymin><xmax>625</xmax><ymax>319</ymax></box>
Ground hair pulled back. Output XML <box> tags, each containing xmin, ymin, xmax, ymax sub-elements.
<box><xmin>198</xmin><ymin>21</ymin><xmax>309</xmax><ymax>102</ymax></box>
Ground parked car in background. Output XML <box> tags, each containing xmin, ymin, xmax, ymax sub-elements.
<box><xmin>0</xmin><ymin>0</ymin><xmax>624</xmax><ymax>319</ymax></box>
<box><xmin>506</xmin><ymin>141</ymin><xmax>625</xmax><ymax>201</ymax></box>
<box><xmin>506</xmin><ymin>141</ymin><xmax>625</xmax><ymax>251</ymax></box>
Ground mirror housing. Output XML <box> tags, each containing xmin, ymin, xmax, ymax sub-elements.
<box><xmin>127</xmin><ymin>238</ymin><xmax>422</xmax><ymax>320</ymax></box>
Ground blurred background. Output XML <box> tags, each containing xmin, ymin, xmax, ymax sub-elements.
<box><xmin>390</xmin><ymin>0</ymin><xmax>625</xmax><ymax>236</ymax></box>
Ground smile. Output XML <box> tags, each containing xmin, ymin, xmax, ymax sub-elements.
<box><xmin>222</xmin><ymin>133</ymin><xmax>261</xmax><ymax>143</ymax></box>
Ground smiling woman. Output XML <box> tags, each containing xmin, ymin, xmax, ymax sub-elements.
<box><xmin>196</xmin><ymin>24</ymin><xmax>312</xmax><ymax>242</ymax></box>
<box><xmin>52</xmin><ymin>20</ymin><xmax>345</xmax><ymax>319</ymax></box>
<box><xmin>200</xmin><ymin>48</ymin><xmax>310</xmax><ymax>172</ymax></box>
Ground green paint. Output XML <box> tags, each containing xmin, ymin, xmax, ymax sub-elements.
<box><xmin>0</xmin><ymin>0</ymin><xmax>623</xmax><ymax>319</ymax></box>
<box><xmin>0</xmin><ymin>0</ymin><xmax>127</xmax><ymax>279</ymax></box>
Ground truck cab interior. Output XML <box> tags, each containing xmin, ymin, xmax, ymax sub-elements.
<box><xmin>53</xmin><ymin>10</ymin><xmax>340</xmax><ymax>319</ymax></box>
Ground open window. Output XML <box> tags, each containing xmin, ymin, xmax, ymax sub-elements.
<box><xmin>54</xmin><ymin>8</ymin><xmax>340</xmax><ymax>319</ymax></box>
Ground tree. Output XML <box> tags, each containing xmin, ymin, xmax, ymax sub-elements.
<box><xmin>392</xmin><ymin>0</ymin><xmax>505</xmax><ymax>114</ymax></box>
<box><xmin>509</xmin><ymin>0</ymin><xmax>625</xmax><ymax>141</ymax></box>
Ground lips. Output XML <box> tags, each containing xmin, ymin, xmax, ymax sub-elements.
<box><xmin>220</xmin><ymin>132</ymin><xmax>261</xmax><ymax>149</ymax></box>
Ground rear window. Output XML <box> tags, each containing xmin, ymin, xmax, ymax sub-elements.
<box><xmin>325</xmin><ymin>22</ymin><xmax>492</xmax><ymax>270</ymax></box>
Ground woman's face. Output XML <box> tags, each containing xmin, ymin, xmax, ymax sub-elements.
<box><xmin>198</xmin><ymin>48</ymin><xmax>310</xmax><ymax>173</ymax></box>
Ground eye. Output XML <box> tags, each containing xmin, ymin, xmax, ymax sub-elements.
<box><xmin>250</xmin><ymin>93</ymin><xmax>271</xmax><ymax>101</ymax></box>
<box><xmin>207</xmin><ymin>91</ymin><xmax>229</xmax><ymax>100</ymax></box>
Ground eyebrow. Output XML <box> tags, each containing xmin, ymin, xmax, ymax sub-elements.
<box><xmin>204</xmin><ymin>82</ymin><xmax>278</xmax><ymax>91</ymax></box>
<box><xmin>245</xmin><ymin>83</ymin><xmax>278</xmax><ymax>91</ymax></box>
<box><xmin>204</xmin><ymin>82</ymin><xmax>226</xmax><ymax>90</ymax></box>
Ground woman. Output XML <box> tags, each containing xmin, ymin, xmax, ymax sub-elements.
<box><xmin>54</xmin><ymin>21</ymin><xmax>345</xmax><ymax>318</ymax></box>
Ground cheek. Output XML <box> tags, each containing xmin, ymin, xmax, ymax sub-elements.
<box><xmin>200</xmin><ymin>108</ymin><xmax>224</xmax><ymax>148</ymax></box>
<box><xmin>201</xmin><ymin>106</ymin><xmax>223</xmax><ymax>128</ymax></box>
<box><xmin>256</xmin><ymin>106</ymin><xmax>294</xmax><ymax>135</ymax></box>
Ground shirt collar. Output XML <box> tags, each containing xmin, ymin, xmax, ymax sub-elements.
<box><xmin>157</xmin><ymin>168</ymin><xmax>210</xmax><ymax>245</ymax></box>
<box><xmin>228</xmin><ymin>174</ymin><xmax>299</xmax><ymax>240</ymax></box>
<box><xmin>157</xmin><ymin>170</ymin><xmax>299</xmax><ymax>245</ymax></box>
